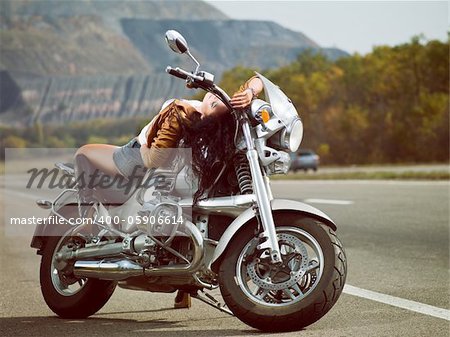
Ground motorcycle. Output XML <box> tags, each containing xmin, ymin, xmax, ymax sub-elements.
<box><xmin>30</xmin><ymin>30</ymin><xmax>347</xmax><ymax>332</ymax></box>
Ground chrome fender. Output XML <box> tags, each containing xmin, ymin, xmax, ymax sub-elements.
<box><xmin>209</xmin><ymin>198</ymin><xmax>337</xmax><ymax>273</ymax></box>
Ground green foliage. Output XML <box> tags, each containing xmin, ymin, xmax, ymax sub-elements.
<box><xmin>220</xmin><ymin>66</ymin><xmax>260</xmax><ymax>94</ymax></box>
<box><xmin>32</xmin><ymin>122</ymin><xmax>44</xmax><ymax>145</ymax></box>
<box><xmin>45</xmin><ymin>136</ymin><xmax>66</xmax><ymax>148</ymax></box>
<box><xmin>86</xmin><ymin>136</ymin><xmax>109</xmax><ymax>144</ymax></box>
<box><xmin>218</xmin><ymin>38</ymin><xmax>449</xmax><ymax>164</ymax></box>
<box><xmin>2</xmin><ymin>135</ymin><xmax>27</xmax><ymax>148</ymax></box>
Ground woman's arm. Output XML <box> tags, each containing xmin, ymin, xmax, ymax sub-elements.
<box><xmin>230</xmin><ymin>76</ymin><xmax>264</xmax><ymax>109</ymax></box>
<box><xmin>140</xmin><ymin>113</ymin><xmax>181</xmax><ymax>169</ymax></box>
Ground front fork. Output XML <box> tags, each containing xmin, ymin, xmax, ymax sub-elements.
<box><xmin>241</xmin><ymin>120</ymin><xmax>282</xmax><ymax>264</ymax></box>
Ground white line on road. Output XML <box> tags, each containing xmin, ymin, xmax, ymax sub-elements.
<box><xmin>304</xmin><ymin>198</ymin><xmax>354</xmax><ymax>205</ymax></box>
<box><xmin>272</xmin><ymin>180</ymin><xmax>449</xmax><ymax>186</ymax></box>
<box><xmin>344</xmin><ymin>284</ymin><xmax>450</xmax><ymax>321</ymax></box>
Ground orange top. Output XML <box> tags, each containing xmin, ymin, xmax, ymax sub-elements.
<box><xmin>140</xmin><ymin>76</ymin><xmax>257</xmax><ymax>168</ymax></box>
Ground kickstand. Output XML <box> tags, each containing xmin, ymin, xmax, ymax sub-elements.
<box><xmin>191</xmin><ymin>290</ymin><xmax>234</xmax><ymax>316</ymax></box>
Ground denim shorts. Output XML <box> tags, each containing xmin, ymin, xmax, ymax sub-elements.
<box><xmin>113</xmin><ymin>138</ymin><xmax>147</xmax><ymax>178</ymax></box>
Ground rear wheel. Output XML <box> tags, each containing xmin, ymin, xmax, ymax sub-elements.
<box><xmin>40</xmin><ymin>212</ymin><xmax>116</xmax><ymax>318</ymax></box>
<box><xmin>218</xmin><ymin>213</ymin><xmax>346</xmax><ymax>332</ymax></box>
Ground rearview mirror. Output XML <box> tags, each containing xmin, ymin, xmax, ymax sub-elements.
<box><xmin>165</xmin><ymin>30</ymin><xmax>188</xmax><ymax>54</ymax></box>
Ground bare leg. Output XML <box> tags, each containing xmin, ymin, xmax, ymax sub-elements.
<box><xmin>75</xmin><ymin>144</ymin><xmax>121</xmax><ymax>176</ymax></box>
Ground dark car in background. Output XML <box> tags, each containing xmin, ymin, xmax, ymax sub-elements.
<box><xmin>290</xmin><ymin>149</ymin><xmax>320</xmax><ymax>172</ymax></box>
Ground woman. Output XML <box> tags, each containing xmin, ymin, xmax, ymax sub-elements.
<box><xmin>74</xmin><ymin>76</ymin><xmax>264</xmax><ymax>308</ymax></box>
<box><xmin>75</xmin><ymin>76</ymin><xmax>263</xmax><ymax>202</ymax></box>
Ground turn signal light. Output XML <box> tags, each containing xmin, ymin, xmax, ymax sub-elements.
<box><xmin>260</xmin><ymin>109</ymin><xmax>270</xmax><ymax>123</ymax></box>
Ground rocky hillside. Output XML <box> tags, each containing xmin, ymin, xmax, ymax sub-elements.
<box><xmin>121</xmin><ymin>19</ymin><xmax>323</xmax><ymax>73</ymax></box>
<box><xmin>0</xmin><ymin>0</ymin><xmax>226</xmax><ymax>24</ymax></box>
<box><xmin>0</xmin><ymin>0</ymin><xmax>226</xmax><ymax>76</ymax></box>
<box><xmin>0</xmin><ymin>16</ymin><xmax>151</xmax><ymax>76</ymax></box>
<box><xmin>0</xmin><ymin>0</ymin><xmax>348</xmax><ymax>126</ymax></box>
<box><xmin>0</xmin><ymin>72</ymin><xmax>190</xmax><ymax>125</ymax></box>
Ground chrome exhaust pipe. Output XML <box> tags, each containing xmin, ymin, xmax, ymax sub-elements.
<box><xmin>73</xmin><ymin>221</ymin><xmax>204</xmax><ymax>280</ymax></box>
<box><xmin>55</xmin><ymin>241</ymin><xmax>124</xmax><ymax>261</ymax></box>
<box><xmin>73</xmin><ymin>259</ymin><xmax>143</xmax><ymax>280</ymax></box>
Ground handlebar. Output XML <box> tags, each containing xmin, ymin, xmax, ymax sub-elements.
<box><xmin>165</xmin><ymin>66</ymin><xmax>188</xmax><ymax>80</ymax></box>
<box><xmin>166</xmin><ymin>66</ymin><xmax>206</xmax><ymax>82</ymax></box>
<box><xmin>166</xmin><ymin>65</ymin><xmax>234</xmax><ymax>111</ymax></box>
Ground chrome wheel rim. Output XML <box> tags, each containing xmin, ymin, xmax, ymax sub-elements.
<box><xmin>50</xmin><ymin>230</ymin><xmax>87</xmax><ymax>296</ymax></box>
<box><xmin>236</xmin><ymin>226</ymin><xmax>324</xmax><ymax>307</ymax></box>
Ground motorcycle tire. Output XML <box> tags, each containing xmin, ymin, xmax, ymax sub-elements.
<box><xmin>39</xmin><ymin>212</ymin><xmax>116</xmax><ymax>319</ymax></box>
<box><xmin>218</xmin><ymin>213</ymin><xmax>347</xmax><ymax>332</ymax></box>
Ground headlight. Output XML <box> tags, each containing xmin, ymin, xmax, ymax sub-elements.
<box><xmin>270</xmin><ymin>118</ymin><xmax>303</xmax><ymax>152</ymax></box>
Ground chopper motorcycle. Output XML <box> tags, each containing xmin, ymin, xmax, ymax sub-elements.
<box><xmin>30</xmin><ymin>30</ymin><xmax>347</xmax><ymax>332</ymax></box>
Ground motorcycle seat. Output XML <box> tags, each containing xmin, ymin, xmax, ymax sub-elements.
<box><xmin>91</xmin><ymin>170</ymin><xmax>144</xmax><ymax>206</ymax></box>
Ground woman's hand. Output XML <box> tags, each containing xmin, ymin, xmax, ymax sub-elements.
<box><xmin>230</xmin><ymin>88</ymin><xmax>254</xmax><ymax>109</ymax></box>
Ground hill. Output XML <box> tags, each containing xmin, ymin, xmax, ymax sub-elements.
<box><xmin>0</xmin><ymin>0</ymin><xmax>348</xmax><ymax>126</ymax></box>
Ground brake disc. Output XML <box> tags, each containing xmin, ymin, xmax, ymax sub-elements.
<box><xmin>246</xmin><ymin>233</ymin><xmax>309</xmax><ymax>291</ymax></box>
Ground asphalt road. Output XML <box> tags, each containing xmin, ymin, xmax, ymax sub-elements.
<box><xmin>1</xmin><ymin>177</ymin><xmax>449</xmax><ymax>337</ymax></box>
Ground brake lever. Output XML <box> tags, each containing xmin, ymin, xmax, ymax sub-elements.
<box><xmin>196</xmin><ymin>71</ymin><xmax>214</xmax><ymax>86</ymax></box>
<box><xmin>186</xmin><ymin>78</ymin><xmax>199</xmax><ymax>89</ymax></box>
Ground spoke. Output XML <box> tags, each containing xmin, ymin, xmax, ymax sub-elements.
<box><xmin>306</xmin><ymin>260</ymin><xmax>320</xmax><ymax>272</ymax></box>
<box><xmin>281</xmin><ymin>243</ymin><xmax>294</xmax><ymax>256</ymax></box>
<box><xmin>292</xmin><ymin>283</ymin><xmax>304</xmax><ymax>296</ymax></box>
<box><xmin>252</xmin><ymin>286</ymin><xmax>260</xmax><ymax>296</ymax></box>
<box><xmin>283</xmin><ymin>288</ymin><xmax>296</xmax><ymax>300</ymax></box>
<box><xmin>284</xmin><ymin>252</ymin><xmax>297</xmax><ymax>264</ymax></box>
<box><xmin>254</xmin><ymin>288</ymin><xmax>270</xmax><ymax>300</ymax></box>
<box><xmin>287</xmin><ymin>255</ymin><xmax>300</xmax><ymax>269</ymax></box>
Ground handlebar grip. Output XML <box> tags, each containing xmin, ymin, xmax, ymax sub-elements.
<box><xmin>166</xmin><ymin>66</ymin><xmax>188</xmax><ymax>80</ymax></box>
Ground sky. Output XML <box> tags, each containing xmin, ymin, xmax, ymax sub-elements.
<box><xmin>205</xmin><ymin>1</ymin><xmax>449</xmax><ymax>54</ymax></box>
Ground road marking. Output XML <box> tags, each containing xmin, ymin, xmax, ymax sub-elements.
<box><xmin>304</xmin><ymin>198</ymin><xmax>354</xmax><ymax>205</ymax></box>
<box><xmin>273</xmin><ymin>180</ymin><xmax>449</xmax><ymax>186</ymax></box>
<box><xmin>344</xmin><ymin>284</ymin><xmax>450</xmax><ymax>321</ymax></box>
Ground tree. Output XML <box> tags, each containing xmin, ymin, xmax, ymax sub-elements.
<box><xmin>3</xmin><ymin>135</ymin><xmax>27</xmax><ymax>148</ymax></box>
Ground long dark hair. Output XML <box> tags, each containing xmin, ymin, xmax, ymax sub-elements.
<box><xmin>178</xmin><ymin>111</ymin><xmax>236</xmax><ymax>203</ymax></box>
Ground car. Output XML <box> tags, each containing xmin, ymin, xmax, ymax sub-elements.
<box><xmin>290</xmin><ymin>149</ymin><xmax>320</xmax><ymax>172</ymax></box>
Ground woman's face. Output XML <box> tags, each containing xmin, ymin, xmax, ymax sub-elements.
<box><xmin>200</xmin><ymin>92</ymin><xmax>228</xmax><ymax>118</ymax></box>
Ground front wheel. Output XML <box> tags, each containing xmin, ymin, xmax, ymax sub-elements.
<box><xmin>218</xmin><ymin>213</ymin><xmax>347</xmax><ymax>332</ymax></box>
